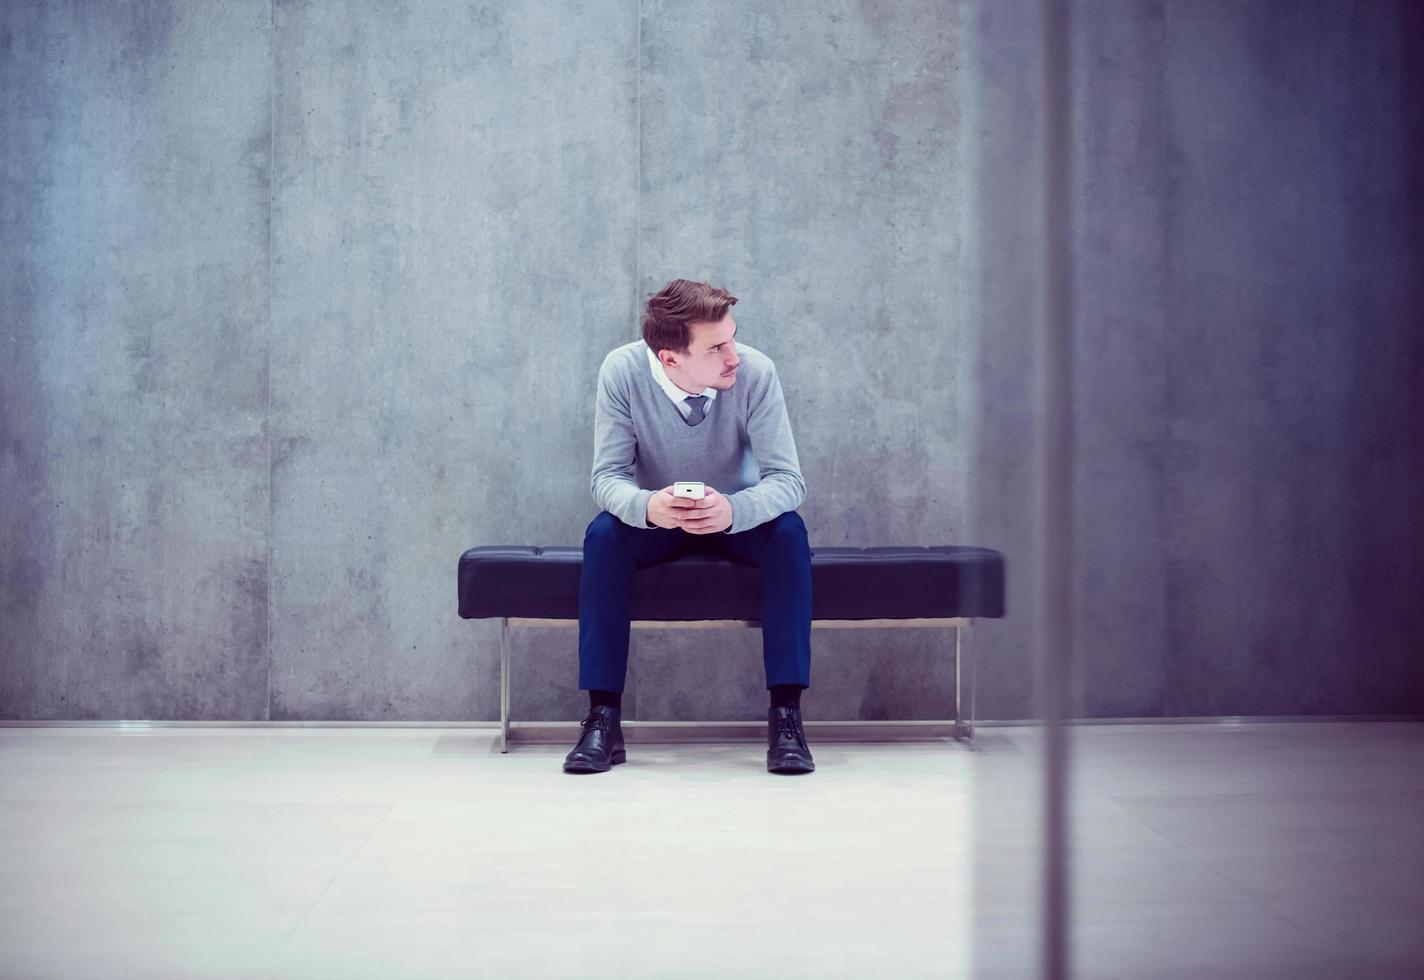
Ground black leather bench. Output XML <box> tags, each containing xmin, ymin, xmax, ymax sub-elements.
<box><xmin>458</xmin><ymin>545</ymin><xmax>1007</xmax><ymax>752</ymax></box>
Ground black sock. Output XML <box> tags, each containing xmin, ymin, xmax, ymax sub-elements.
<box><xmin>770</xmin><ymin>684</ymin><xmax>804</xmax><ymax>709</ymax></box>
<box><xmin>589</xmin><ymin>689</ymin><xmax>622</xmax><ymax>711</ymax></box>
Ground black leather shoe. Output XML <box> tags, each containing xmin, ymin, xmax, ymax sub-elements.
<box><xmin>767</xmin><ymin>705</ymin><xmax>815</xmax><ymax>774</ymax></box>
<box><xmin>563</xmin><ymin>704</ymin><xmax>626</xmax><ymax>773</ymax></box>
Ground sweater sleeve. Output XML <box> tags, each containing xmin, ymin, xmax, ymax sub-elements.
<box><xmin>590</xmin><ymin>356</ymin><xmax>655</xmax><ymax>529</ymax></box>
<box><xmin>723</xmin><ymin>362</ymin><xmax>806</xmax><ymax>534</ymax></box>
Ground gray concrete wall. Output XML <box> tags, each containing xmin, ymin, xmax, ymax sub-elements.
<box><xmin>2</xmin><ymin>0</ymin><xmax>272</xmax><ymax>718</ymax></box>
<box><xmin>3</xmin><ymin>0</ymin><xmax>1421</xmax><ymax>722</ymax></box>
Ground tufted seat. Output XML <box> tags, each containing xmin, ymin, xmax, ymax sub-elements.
<box><xmin>458</xmin><ymin>544</ymin><xmax>1007</xmax><ymax>752</ymax></box>
<box><xmin>459</xmin><ymin>546</ymin><xmax>1005</xmax><ymax>621</ymax></box>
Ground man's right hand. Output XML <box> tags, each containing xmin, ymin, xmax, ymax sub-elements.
<box><xmin>646</xmin><ymin>484</ymin><xmax>707</xmax><ymax>529</ymax></box>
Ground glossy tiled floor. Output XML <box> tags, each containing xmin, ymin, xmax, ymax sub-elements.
<box><xmin>1</xmin><ymin>722</ymin><xmax>1420</xmax><ymax>979</ymax></box>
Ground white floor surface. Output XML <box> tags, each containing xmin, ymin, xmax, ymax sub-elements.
<box><xmin>1</xmin><ymin>721</ymin><xmax>1421</xmax><ymax>979</ymax></box>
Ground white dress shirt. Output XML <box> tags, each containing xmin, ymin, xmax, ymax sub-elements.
<box><xmin>646</xmin><ymin>344</ymin><xmax>719</xmax><ymax>419</ymax></box>
<box><xmin>644</xmin><ymin>343</ymin><xmax>730</xmax><ymax>530</ymax></box>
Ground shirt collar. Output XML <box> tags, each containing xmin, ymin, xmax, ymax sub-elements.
<box><xmin>646</xmin><ymin>344</ymin><xmax>718</xmax><ymax>403</ymax></box>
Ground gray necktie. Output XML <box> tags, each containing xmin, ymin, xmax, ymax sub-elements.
<box><xmin>684</xmin><ymin>395</ymin><xmax>708</xmax><ymax>426</ymax></box>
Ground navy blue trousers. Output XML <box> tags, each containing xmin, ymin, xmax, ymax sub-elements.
<box><xmin>578</xmin><ymin>509</ymin><xmax>813</xmax><ymax>693</ymax></box>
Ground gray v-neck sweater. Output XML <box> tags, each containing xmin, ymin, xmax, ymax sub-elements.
<box><xmin>591</xmin><ymin>339</ymin><xmax>806</xmax><ymax>534</ymax></box>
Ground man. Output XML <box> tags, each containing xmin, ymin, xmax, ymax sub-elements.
<box><xmin>565</xmin><ymin>278</ymin><xmax>815</xmax><ymax>775</ymax></box>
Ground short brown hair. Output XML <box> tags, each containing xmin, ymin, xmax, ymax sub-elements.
<box><xmin>641</xmin><ymin>279</ymin><xmax>739</xmax><ymax>356</ymax></box>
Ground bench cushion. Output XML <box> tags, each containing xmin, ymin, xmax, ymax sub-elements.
<box><xmin>458</xmin><ymin>546</ymin><xmax>1006</xmax><ymax>621</ymax></box>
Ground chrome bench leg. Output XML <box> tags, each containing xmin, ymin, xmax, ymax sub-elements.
<box><xmin>492</xmin><ymin>615</ymin><xmax>977</xmax><ymax>750</ymax></box>
<box><xmin>954</xmin><ymin>623</ymin><xmax>976</xmax><ymax>741</ymax></box>
<box><xmin>500</xmin><ymin>616</ymin><xmax>511</xmax><ymax>753</ymax></box>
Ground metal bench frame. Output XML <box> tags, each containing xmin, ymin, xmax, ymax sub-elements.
<box><xmin>496</xmin><ymin>616</ymin><xmax>977</xmax><ymax>752</ymax></box>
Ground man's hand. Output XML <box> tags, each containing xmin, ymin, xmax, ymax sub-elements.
<box><xmin>646</xmin><ymin>485</ymin><xmax>733</xmax><ymax>534</ymax></box>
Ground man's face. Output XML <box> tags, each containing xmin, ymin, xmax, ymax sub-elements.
<box><xmin>659</xmin><ymin>314</ymin><xmax>740</xmax><ymax>394</ymax></box>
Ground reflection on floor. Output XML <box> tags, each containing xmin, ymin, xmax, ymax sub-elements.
<box><xmin>0</xmin><ymin>721</ymin><xmax>1420</xmax><ymax>979</ymax></box>
<box><xmin>970</xmin><ymin>722</ymin><xmax>1424</xmax><ymax>979</ymax></box>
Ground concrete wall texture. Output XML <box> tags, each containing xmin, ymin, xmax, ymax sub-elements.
<box><xmin>3</xmin><ymin>0</ymin><xmax>1421</xmax><ymax>723</ymax></box>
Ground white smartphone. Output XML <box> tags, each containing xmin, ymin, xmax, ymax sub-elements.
<box><xmin>673</xmin><ymin>481</ymin><xmax>706</xmax><ymax>500</ymax></box>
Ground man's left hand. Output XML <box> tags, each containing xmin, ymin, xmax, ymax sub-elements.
<box><xmin>676</xmin><ymin>486</ymin><xmax>732</xmax><ymax>535</ymax></box>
